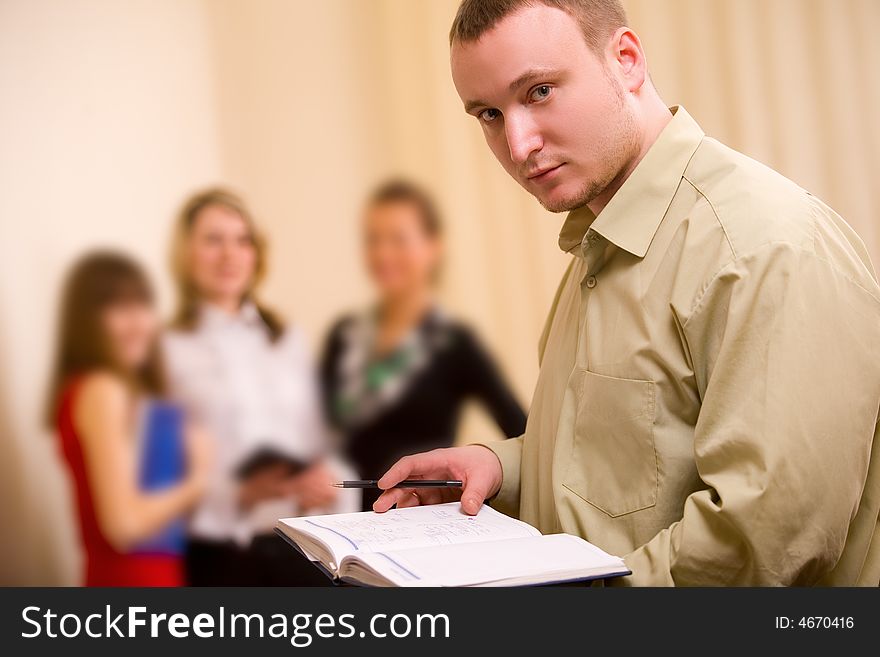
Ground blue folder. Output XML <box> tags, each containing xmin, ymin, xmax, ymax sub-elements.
<box><xmin>131</xmin><ymin>400</ymin><xmax>186</xmax><ymax>556</ymax></box>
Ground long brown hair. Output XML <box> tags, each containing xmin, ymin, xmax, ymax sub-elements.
<box><xmin>45</xmin><ymin>251</ymin><xmax>165</xmax><ymax>426</ymax></box>
<box><xmin>169</xmin><ymin>187</ymin><xmax>284</xmax><ymax>341</ymax></box>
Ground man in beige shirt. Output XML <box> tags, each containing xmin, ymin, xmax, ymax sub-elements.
<box><xmin>374</xmin><ymin>0</ymin><xmax>880</xmax><ymax>585</ymax></box>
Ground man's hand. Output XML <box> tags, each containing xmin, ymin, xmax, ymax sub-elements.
<box><xmin>372</xmin><ymin>445</ymin><xmax>503</xmax><ymax>515</ymax></box>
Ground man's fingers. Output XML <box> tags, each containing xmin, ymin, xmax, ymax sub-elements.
<box><xmin>371</xmin><ymin>484</ymin><xmax>448</xmax><ymax>513</ymax></box>
<box><xmin>416</xmin><ymin>488</ymin><xmax>445</xmax><ymax>506</ymax></box>
<box><xmin>395</xmin><ymin>491</ymin><xmax>422</xmax><ymax>509</ymax></box>
<box><xmin>401</xmin><ymin>487</ymin><xmax>444</xmax><ymax>507</ymax></box>
<box><xmin>372</xmin><ymin>488</ymin><xmax>410</xmax><ymax>513</ymax></box>
<box><xmin>376</xmin><ymin>450</ymin><xmax>448</xmax><ymax>489</ymax></box>
<box><xmin>374</xmin><ymin>448</ymin><xmax>494</xmax><ymax>513</ymax></box>
<box><xmin>376</xmin><ymin>456</ymin><xmax>417</xmax><ymax>490</ymax></box>
<box><xmin>459</xmin><ymin>474</ymin><xmax>492</xmax><ymax>516</ymax></box>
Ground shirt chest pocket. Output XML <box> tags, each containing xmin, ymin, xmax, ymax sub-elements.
<box><xmin>562</xmin><ymin>368</ymin><xmax>658</xmax><ymax>517</ymax></box>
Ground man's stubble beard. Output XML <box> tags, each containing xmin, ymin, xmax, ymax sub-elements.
<box><xmin>536</xmin><ymin>81</ymin><xmax>641</xmax><ymax>214</ymax></box>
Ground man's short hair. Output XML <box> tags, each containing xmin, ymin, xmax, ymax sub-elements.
<box><xmin>450</xmin><ymin>0</ymin><xmax>628</xmax><ymax>54</ymax></box>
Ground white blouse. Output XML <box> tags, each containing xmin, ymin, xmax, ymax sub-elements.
<box><xmin>162</xmin><ymin>302</ymin><xmax>359</xmax><ymax>545</ymax></box>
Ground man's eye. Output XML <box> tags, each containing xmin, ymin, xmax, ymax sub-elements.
<box><xmin>479</xmin><ymin>108</ymin><xmax>500</xmax><ymax>123</ymax></box>
<box><xmin>529</xmin><ymin>85</ymin><xmax>553</xmax><ymax>102</ymax></box>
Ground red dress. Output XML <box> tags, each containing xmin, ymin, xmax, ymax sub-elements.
<box><xmin>56</xmin><ymin>377</ymin><xmax>183</xmax><ymax>586</ymax></box>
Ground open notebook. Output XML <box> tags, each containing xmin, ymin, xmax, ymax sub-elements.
<box><xmin>275</xmin><ymin>502</ymin><xmax>630</xmax><ymax>587</ymax></box>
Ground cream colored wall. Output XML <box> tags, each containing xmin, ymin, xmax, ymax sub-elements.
<box><xmin>1</xmin><ymin>0</ymin><xmax>878</xmax><ymax>584</ymax></box>
<box><xmin>0</xmin><ymin>0</ymin><xmax>223</xmax><ymax>584</ymax></box>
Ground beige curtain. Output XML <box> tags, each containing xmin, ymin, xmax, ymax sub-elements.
<box><xmin>1</xmin><ymin>0</ymin><xmax>877</xmax><ymax>584</ymax></box>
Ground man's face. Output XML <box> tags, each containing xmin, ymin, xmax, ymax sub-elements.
<box><xmin>451</xmin><ymin>5</ymin><xmax>639</xmax><ymax>213</ymax></box>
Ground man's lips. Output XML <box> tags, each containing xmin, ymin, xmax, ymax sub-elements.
<box><xmin>526</xmin><ymin>163</ymin><xmax>564</xmax><ymax>182</ymax></box>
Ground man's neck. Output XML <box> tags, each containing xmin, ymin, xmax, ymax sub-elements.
<box><xmin>587</xmin><ymin>101</ymin><xmax>673</xmax><ymax>216</ymax></box>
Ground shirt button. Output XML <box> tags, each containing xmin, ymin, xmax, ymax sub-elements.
<box><xmin>586</xmin><ymin>275</ymin><xmax>597</xmax><ymax>289</ymax></box>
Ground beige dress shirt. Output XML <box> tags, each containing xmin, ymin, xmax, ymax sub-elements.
<box><xmin>484</xmin><ymin>106</ymin><xmax>880</xmax><ymax>586</ymax></box>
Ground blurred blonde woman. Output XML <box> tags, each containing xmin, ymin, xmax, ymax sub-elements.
<box><xmin>163</xmin><ymin>188</ymin><xmax>358</xmax><ymax>586</ymax></box>
<box><xmin>49</xmin><ymin>252</ymin><xmax>211</xmax><ymax>586</ymax></box>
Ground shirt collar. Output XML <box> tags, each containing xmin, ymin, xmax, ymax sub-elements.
<box><xmin>199</xmin><ymin>299</ymin><xmax>263</xmax><ymax>330</ymax></box>
<box><xmin>558</xmin><ymin>106</ymin><xmax>704</xmax><ymax>258</ymax></box>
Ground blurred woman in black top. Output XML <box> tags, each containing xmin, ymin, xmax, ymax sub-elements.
<box><xmin>320</xmin><ymin>180</ymin><xmax>527</xmax><ymax>511</ymax></box>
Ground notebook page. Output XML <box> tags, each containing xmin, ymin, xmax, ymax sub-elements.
<box><xmin>298</xmin><ymin>502</ymin><xmax>539</xmax><ymax>555</ymax></box>
<box><xmin>355</xmin><ymin>533</ymin><xmax>626</xmax><ymax>586</ymax></box>
<box><xmin>276</xmin><ymin>517</ymin><xmax>358</xmax><ymax>568</ymax></box>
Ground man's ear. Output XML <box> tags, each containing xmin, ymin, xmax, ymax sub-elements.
<box><xmin>610</xmin><ymin>27</ymin><xmax>647</xmax><ymax>93</ymax></box>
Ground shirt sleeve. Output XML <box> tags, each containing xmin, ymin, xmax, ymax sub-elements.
<box><xmin>457</xmin><ymin>327</ymin><xmax>528</xmax><ymax>439</ymax></box>
<box><xmin>477</xmin><ymin>435</ymin><xmax>524</xmax><ymax>518</ymax></box>
<box><xmin>618</xmin><ymin>241</ymin><xmax>880</xmax><ymax>585</ymax></box>
<box><xmin>317</xmin><ymin>317</ymin><xmax>349</xmax><ymax>430</ymax></box>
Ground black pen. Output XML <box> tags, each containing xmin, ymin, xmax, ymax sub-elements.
<box><xmin>331</xmin><ymin>480</ymin><xmax>463</xmax><ymax>489</ymax></box>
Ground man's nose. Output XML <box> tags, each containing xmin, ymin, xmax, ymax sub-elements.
<box><xmin>505</xmin><ymin>113</ymin><xmax>542</xmax><ymax>165</ymax></box>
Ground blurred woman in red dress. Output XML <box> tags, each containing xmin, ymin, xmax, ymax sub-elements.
<box><xmin>47</xmin><ymin>252</ymin><xmax>211</xmax><ymax>586</ymax></box>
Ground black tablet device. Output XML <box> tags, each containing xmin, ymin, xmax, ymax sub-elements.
<box><xmin>234</xmin><ymin>447</ymin><xmax>310</xmax><ymax>480</ymax></box>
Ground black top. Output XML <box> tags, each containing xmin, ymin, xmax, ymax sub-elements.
<box><xmin>319</xmin><ymin>311</ymin><xmax>527</xmax><ymax>511</ymax></box>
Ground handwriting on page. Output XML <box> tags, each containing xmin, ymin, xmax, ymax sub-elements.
<box><xmin>304</xmin><ymin>504</ymin><xmax>535</xmax><ymax>552</ymax></box>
